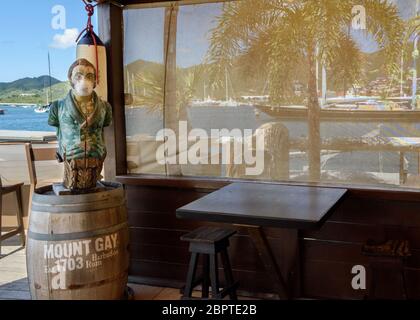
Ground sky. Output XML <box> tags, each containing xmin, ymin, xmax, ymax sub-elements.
<box><xmin>0</xmin><ymin>0</ymin><xmax>417</xmax><ymax>83</ymax></box>
<box><xmin>123</xmin><ymin>3</ymin><xmax>222</xmax><ymax>67</ymax></box>
<box><xmin>124</xmin><ymin>0</ymin><xmax>417</xmax><ymax>69</ymax></box>
<box><xmin>0</xmin><ymin>0</ymin><xmax>97</xmax><ymax>82</ymax></box>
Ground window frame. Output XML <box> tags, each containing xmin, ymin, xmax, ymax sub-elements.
<box><xmin>100</xmin><ymin>0</ymin><xmax>420</xmax><ymax>194</ymax></box>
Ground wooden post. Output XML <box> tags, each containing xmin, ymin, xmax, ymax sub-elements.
<box><xmin>98</xmin><ymin>3</ymin><xmax>127</xmax><ymax>178</ymax></box>
<box><xmin>307</xmin><ymin>41</ymin><xmax>321</xmax><ymax>182</ymax></box>
<box><xmin>163</xmin><ymin>4</ymin><xmax>182</xmax><ymax>175</ymax></box>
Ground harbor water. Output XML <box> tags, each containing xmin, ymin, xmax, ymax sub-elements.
<box><xmin>0</xmin><ymin>105</ymin><xmax>53</xmax><ymax>132</ymax></box>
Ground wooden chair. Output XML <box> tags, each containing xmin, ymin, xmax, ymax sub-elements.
<box><xmin>24</xmin><ymin>143</ymin><xmax>59</xmax><ymax>193</ymax></box>
<box><xmin>24</xmin><ymin>143</ymin><xmax>59</xmax><ymax>224</ymax></box>
<box><xmin>0</xmin><ymin>175</ymin><xmax>25</xmax><ymax>255</ymax></box>
<box><xmin>0</xmin><ymin>142</ymin><xmax>58</xmax><ymax>255</ymax></box>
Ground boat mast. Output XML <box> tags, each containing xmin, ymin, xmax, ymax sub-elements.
<box><xmin>131</xmin><ymin>73</ymin><xmax>135</xmax><ymax>96</ymax></box>
<box><xmin>126</xmin><ymin>68</ymin><xmax>130</xmax><ymax>94</ymax></box>
<box><xmin>321</xmin><ymin>61</ymin><xmax>327</xmax><ymax>105</ymax></box>
<box><xmin>316</xmin><ymin>45</ymin><xmax>319</xmax><ymax>96</ymax></box>
<box><xmin>225</xmin><ymin>66</ymin><xmax>229</xmax><ymax>101</ymax></box>
<box><xmin>48</xmin><ymin>52</ymin><xmax>52</xmax><ymax>105</ymax></box>
<box><xmin>317</xmin><ymin>44</ymin><xmax>327</xmax><ymax>106</ymax></box>
<box><xmin>401</xmin><ymin>50</ymin><xmax>404</xmax><ymax>97</ymax></box>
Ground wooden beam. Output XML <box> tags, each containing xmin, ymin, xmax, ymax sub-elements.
<box><xmin>98</xmin><ymin>2</ymin><xmax>127</xmax><ymax>178</ymax></box>
<box><xmin>116</xmin><ymin>174</ymin><xmax>420</xmax><ymax>202</ymax></box>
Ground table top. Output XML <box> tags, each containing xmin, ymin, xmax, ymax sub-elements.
<box><xmin>176</xmin><ymin>182</ymin><xmax>348</xmax><ymax>230</ymax></box>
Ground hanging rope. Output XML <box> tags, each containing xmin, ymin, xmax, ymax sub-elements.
<box><xmin>76</xmin><ymin>0</ymin><xmax>100</xmax><ymax>85</ymax></box>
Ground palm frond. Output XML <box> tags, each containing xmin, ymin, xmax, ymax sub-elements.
<box><xmin>204</xmin><ymin>0</ymin><xmax>290</xmax><ymax>90</ymax></box>
<box><xmin>133</xmin><ymin>70</ymin><xmax>164</xmax><ymax>114</ymax></box>
<box><xmin>356</xmin><ymin>0</ymin><xmax>405</xmax><ymax>75</ymax></box>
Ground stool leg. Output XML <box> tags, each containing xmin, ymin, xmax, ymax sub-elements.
<box><xmin>220</xmin><ymin>249</ymin><xmax>237</xmax><ymax>300</ymax></box>
<box><xmin>400</xmin><ymin>261</ymin><xmax>408</xmax><ymax>300</ymax></box>
<box><xmin>15</xmin><ymin>187</ymin><xmax>25</xmax><ymax>247</ymax></box>
<box><xmin>183</xmin><ymin>252</ymin><xmax>199</xmax><ymax>299</ymax></box>
<box><xmin>202</xmin><ymin>255</ymin><xmax>210</xmax><ymax>298</ymax></box>
<box><xmin>210</xmin><ymin>254</ymin><xmax>220</xmax><ymax>299</ymax></box>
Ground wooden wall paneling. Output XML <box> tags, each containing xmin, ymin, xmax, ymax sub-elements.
<box><xmin>121</xmin><ymin>180</ymin><xmax>420</xmax><ymax>299</ymax></box>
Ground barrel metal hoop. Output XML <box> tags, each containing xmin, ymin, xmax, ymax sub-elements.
<box><xmin>28</xmin><ymin>222</ymin><xmax>128</xmax><ymax>241</ymax></box>
<box><xmin>31</xmin><ymin>201</ymin><xmax>126</xmax><ymax>213</ymax></box>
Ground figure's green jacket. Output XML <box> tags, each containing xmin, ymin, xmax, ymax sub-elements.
<box><xmin>48</xmin><ymin>90</ymin><xmax>113</xmax><ymax>161</ymax></box>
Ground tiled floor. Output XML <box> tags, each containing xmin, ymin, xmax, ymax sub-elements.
<box><xmin>0</xmin><ymin>233</ymin><xmax>248</xmax><ymax>300</ymax></box>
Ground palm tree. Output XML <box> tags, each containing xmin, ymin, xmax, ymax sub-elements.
<box><xmin>205</xmin><ymin>0</ymin><xmax>404</xmax><ymax>181</ymax></box>
<box><xmin>329</xmin><ymin>35</ymin><xmax>364</xmax><ymax>97</ymax></box>
<box><xmin>133</xmin><ymin>69</ymin><xmax>165</xmax><ymax>114</ymax></box>
<box><xmin>404</xmin><ymin>1</ymin><xmax>420</xmax><ymax>108</ymax></box>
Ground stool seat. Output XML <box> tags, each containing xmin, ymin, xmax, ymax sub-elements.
<box><xmin>181</xmin><ymin>226</ymin><xmax>236</xmax><ymax>244</ymax></box>
<box><xmin>181</xmin><ymin>226</ymin><xmax>238</xmax><ymax>300</ymax></box>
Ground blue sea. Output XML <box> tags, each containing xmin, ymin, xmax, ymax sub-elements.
<box><xmin>0</xmin><ymin>105</ymin><xmax>54</xmax><ymax>132</ymax></box>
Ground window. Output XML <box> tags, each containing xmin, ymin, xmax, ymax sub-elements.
<box><xmin>124</xmin><ymin>6</ymin><xmax>166</xmax><ymax>174</ymax></box>
<box><xmin>123</xmin><ymin>0</ymin><xmax>420</xmax><ymax>189</ymax></box>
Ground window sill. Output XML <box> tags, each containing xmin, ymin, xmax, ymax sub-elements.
<box><xmin>116</xmin><ymin>173</ymin><xmax>420</xmax><ymax>201</ymax></box>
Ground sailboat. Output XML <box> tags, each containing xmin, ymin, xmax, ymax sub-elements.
<box><xmin>219</xmin><ymin>66</ymin><xmax>242</xmax><ymax>107</ymax></box>
<box><xmin>34</xmin><ymin>105</ymin><xmax>49</xmax><ymax>113</ymax></box>
<box><xmin>34</xmin><ymin>52</ymin><xmax>53</xmax><ymax>114</ymax></box>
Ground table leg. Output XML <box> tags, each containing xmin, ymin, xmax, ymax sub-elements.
<box><xmin>247</xmin><ymin>226</ymin><xmax>291</xmax><ymax>299</ymax></box>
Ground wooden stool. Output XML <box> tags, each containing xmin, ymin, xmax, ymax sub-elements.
<box><xmin>0</xmin><ymin>177</ymin><xmax>26</xmax><ymax>256</ymax></box>
<box><xmin>181</xmin><ymin>226</ymin><xmax>239</xmax><ymax>300</ymax></box>
<box><xmin>362</xmin><ymin>239</ymin><xmax>411</xmax><ymax>299</ymax></box>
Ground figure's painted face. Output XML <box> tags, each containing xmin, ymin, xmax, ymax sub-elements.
<box><xmin>71</xmin><ymin>65</ymin><xmax>96</xmax><ymax>97</ymax></box>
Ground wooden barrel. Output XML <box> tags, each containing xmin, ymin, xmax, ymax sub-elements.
<box><xmin>26</xmin><ymin>182</ymin><xmax>129</xmax><ymax>300</ymax></box>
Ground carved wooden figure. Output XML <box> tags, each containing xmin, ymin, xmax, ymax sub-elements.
<box><xmin>48</xmin><ymin>58</ymin><xmax>112</xmax><ymax>192</ymax></box>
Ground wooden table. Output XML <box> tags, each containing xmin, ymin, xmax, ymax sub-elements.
<box><xmin>176</xmin><ymin>182</ymin><xmax>348</xmax><ymax>299</ymax></box>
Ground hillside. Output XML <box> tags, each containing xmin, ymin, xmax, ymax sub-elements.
<box><xmin>0</xmin><ymin>76</ymin><xmax>61</xmax><ymax>91</ymax></box>
<box><xmin>125</xmin><ymin>48</ymin><xmax>415</xmax><ymax>102</ymax></box>
<box><xmin>0</xmin><ymin>76</ymin><xmax>70</xmax><ymax>104</ymax></box>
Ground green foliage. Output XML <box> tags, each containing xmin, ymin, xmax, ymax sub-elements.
<box><xmin>329</xmin><ymin>35</ymin><xmax>364</xmax><ymax>94</ymax></box>
<box><xmin>130</xmin><ymin>63</ymin><xmax>204</xmax><ymax>115</ymax></box>
<box><xmin>0</xmin><ymin>80</ymin><xmax>70</xmax><ymax>105</ymax></box>
<box><xmin>205</xmin><ymin>0</ymin><xmax>405</xmax><ymax>104</ymax></box>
